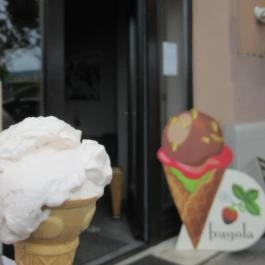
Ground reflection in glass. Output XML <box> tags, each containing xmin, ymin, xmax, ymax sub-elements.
<box><xmin>0</xmin><ymin>0</ymin><xmax>41</xmax><ymax>129</ymax></box>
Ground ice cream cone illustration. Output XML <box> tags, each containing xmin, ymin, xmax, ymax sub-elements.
<box><xmin>14</xmin><ymin>197</ymin><xmax>97</xmax><ymax>265</ymax></box>
<box><xmin>157</xmin><ymin>109</ymin><xmax>233</xmax><ymax>248</ymax></box>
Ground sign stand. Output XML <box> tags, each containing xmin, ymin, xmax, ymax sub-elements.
<box><xmin>169</xmin><ymin>226</ymin><xmax>220</xmax><ymax>265</ymax></box>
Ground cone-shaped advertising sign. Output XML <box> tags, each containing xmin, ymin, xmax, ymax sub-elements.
<box><xmin>157</xmin><ymin>109</ymin><xmax>265</xmax><ymax>251</ymax></box>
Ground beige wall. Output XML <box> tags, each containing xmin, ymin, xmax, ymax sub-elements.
<box><xmin>193</xmin><ymin>0</ymin><xmax>265</xmax><ymax>124</ymax></box>
<box><xmin>0</xmin><ymin>81</ymin><xmax>2</xmax><ymax>131</ymax></box>
<box><xmin>233</xmin><ymin>48</ymin><xmax>265</xmax><ymax>122</ymax></box>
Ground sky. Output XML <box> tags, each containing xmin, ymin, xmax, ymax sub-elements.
<box><xmin>5</xmin><ymin>47</ymin><xmax>41</xmax><ymax>73</ymax></box>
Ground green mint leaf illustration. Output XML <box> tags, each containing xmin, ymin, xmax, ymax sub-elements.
<box><xmin>232</xmin><ymin>184</ymin><xmax>246</xmax><ymax>201</ymax></box>
<box><xmin>245</xmin><ymin>201</ymin><xmax>261</xmax><ymax>216</ymax></box>
<box><xmin>246</xmin><ymin>189</ymin><xmax>259</xmax><ymax>201</ymax></box>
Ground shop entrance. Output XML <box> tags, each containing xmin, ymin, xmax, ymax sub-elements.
<box><xmin>1</xmin><ymin>0</ymin><xmax>193</xmax><ymax>264</ymax></box>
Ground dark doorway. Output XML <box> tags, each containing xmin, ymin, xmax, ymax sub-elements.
<box><xmin>64</xmin><ymin>0</ymin><xmax>144</xmax><ymax>264</ymax></box>
<box><xmin>64</xmin><ymin>0</ymin><xmax>119</xmax><ymax>163</ymax></box>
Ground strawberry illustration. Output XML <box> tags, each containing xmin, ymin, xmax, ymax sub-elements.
<box><xmin>221</xmin><ymin>184</ymin><xmax>260</xmax><ymax>225</ymax></box>
<box><xmin>222</xmin><ymin>207</ymin><xmax>238</xmax><ymax>224</ymax></box>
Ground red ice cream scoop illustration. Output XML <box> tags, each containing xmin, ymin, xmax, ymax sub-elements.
<box><xmin>157</xmin><ymin>109</ymin><xmax>233</xmax><ymax>248</ymax></box>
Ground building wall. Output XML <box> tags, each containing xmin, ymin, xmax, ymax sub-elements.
<box><xmin>0</xmin><ymin>81</ymin><xmax>2</xmax><ymax>131</ymax></box>
<box><xmin>193</xmin><ymin>0</ymin><xmax>265</xmax><ymax>178</ymax></box>
<box><xmin>232</xmin><ymin>1</ymin><xmax>265</xmax><ymax>123</ymax></box>
<box><xmin>193</xmin><ymin>0</ymin><xmax>235</xmax><ymax>124</ymax></box>
<box><xmin>193</xmin><ymin>0</ymin><xmax>265</xmax><ymax>125</ymax></box>
<box><xmin>233</xmin><ymin>50</ymin><xmax>265</xmax><ymax>123</ymax></box>
<box><xmin>0</xmin><ymin>82</ymin><xmax>1</xmax><ymax>256</ymax></box>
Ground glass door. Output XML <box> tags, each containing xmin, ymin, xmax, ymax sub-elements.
<box><xmin>157</xmin><ymin>0</ymin><xmax>193</xmax><ymax>238</ymax></box>
<box><xmin>0</xmin><ymin>0</ymin><xmax>42</xmax><ymax>259</ymax></box>
<box><xmin>127</xmin><ymin>0</ymin><xmax>147</xmax><ymax>240</ymax></box>
<box><xmin>127</xmin><ymin>0</ymin><xmax>193</xmax><ymax>243</ymax></box>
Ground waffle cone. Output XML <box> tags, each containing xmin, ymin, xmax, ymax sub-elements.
<box><xmin>14</xmin><ymin>197</ymin><xmax>97</xmax><ymax>265</ymax></box>
<box><xmin>164</xmin><ymin>166</ymin><xmax>225</xmax><ymax>248</ymax></box>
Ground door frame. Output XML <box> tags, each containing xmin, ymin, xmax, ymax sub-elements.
<box><xmin>42</xmin><ymin>0</ymin><xmax>193</xmax><ymax>244</ymax></box>
<box><xmin>134</xmin><ymin>0</ymin><xmax>193</xmax><ymax>243</ymax></box>
<box><xmin>42</xmin><ymin>0</ymin><xmax>65</xmax><ymax>118</ymax></box>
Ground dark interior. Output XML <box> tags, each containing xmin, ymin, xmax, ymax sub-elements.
<box><xmin>64</xmin><ymin>1</ymin><xmax>143</xmax><ymax>264</ymax></box>
<box><xmin>65</xmin><ymin>0</ymin><xmax>119</xmax><ymax>166</ymax></box>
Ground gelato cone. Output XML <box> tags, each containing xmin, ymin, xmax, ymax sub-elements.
<box><xmin>14</xmin><ymin>197</ymin><xmax>97</xmax><ymax>265</ymax></box>
<box><xmin>0</xmin><ymin>116</ymin><xmax>112</xmax><ymax>246</ymax></box>
<box><xmin>157</xmin><ymin>109</ymin><xmax>233</xmax><ymax>248</ymax></box>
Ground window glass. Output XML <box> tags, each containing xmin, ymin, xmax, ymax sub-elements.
<box><xmin>0</xmin><ymin>0</ymin><xmax>41</xmax><ymax>129</ymax></box>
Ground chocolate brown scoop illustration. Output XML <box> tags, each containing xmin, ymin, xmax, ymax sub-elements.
<box><xmin>157</xmin><ymin>109</ymin><xmax>233</xmax><ymax>248</ymax></box>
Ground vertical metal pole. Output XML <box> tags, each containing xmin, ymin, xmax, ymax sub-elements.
<box><xmin>136</xmin><ymin>0</ymin><xmax>149</xmax><ymax>241</ymax></box>
<box><xmin>182</xmin><ymin>0</ymin><xmax>193</xmax><ymax>108</ymax></box>
<box><xmin>144</xmin><ymin>0</ymin><xmax>161</xmax><ymax>242</ymax></box>
<box><xmin>40</xmin><ymin>0</ymin><xmax>45</xmax><ymax>115</ymax></box>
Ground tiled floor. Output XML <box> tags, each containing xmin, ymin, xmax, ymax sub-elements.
<box><xmin>115</xmin><ymin>237</ymin><xmax>265</xmax><ymax>265</ymax></box>
<box><xmin>125</xmin><ymin>255</ymin><xmax>176</xmax><ymax>265</ymax></box>
<box><xmin>4</xmin><ymin>194</ymin><xmax>265</xmax><ymax>265</ymax></box>
<box><xmin>204</xmin><ymin>239</ymin><xmax>265</xmax><ymax>265</ymax></box>
<box><xmin>1</xmin><ymin>195</ymin><xmax>143</xmax><ymax>265</ymax></box>
<box><xmin>75</xmin><ymin>195</ymin><xmax>143</xmax><ymax>265</ymax></box>
<box><xmin>114</xmin><ymin>238</ymin><xmax>217</xmax><ymax>265</ymax></box>
<box><xmin>2</xmin><ymin>237</ymin><xmax>265</xmax><ymax>265</ymax></box>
